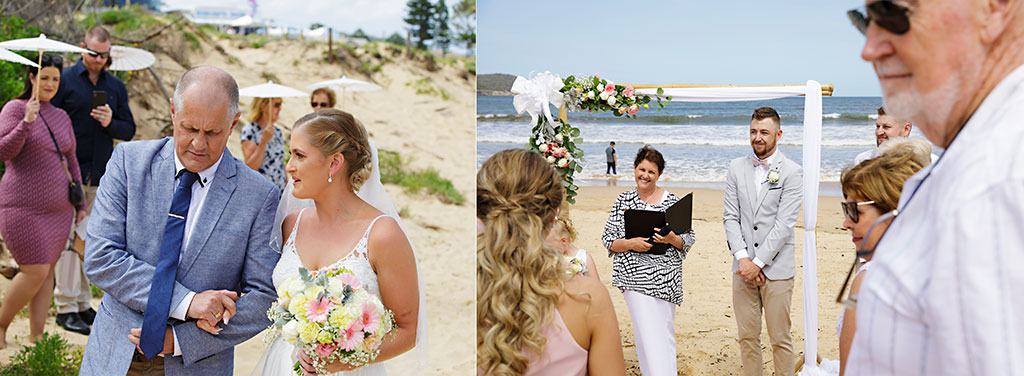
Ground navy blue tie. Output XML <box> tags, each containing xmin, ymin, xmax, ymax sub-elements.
<box><xmin>140</xmin><ymin>169</ymin><xmax>198</xmax><ymax>359</ymax></box>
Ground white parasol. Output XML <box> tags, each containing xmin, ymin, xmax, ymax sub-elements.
<box><xmin>0</xmin><ymin>34</ymin><xmax>90</xmax><ymax>100</ymax></box>
<box><xmin>308</xmin><ymin>76</ymin><xmax>382</xmax><ymax>107</ymax></box>
<box><xmin>0</xmin><ymin>47</ymin><xmax>38</xmax><ymax>67</ymax></box>
<box><xmin>239</xmin><ymin>80</ymin><xmax>308</xmax><ymax>128</ymax></box>
<box><xmin>108</xmin><ymin>46</ymin><xmax>156</xmax><ymax>71</ymax></box>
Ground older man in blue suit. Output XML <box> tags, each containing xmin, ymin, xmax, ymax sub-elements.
<box><xmin>82</xmin><ymin>66</ymin><xmax>280</xmax><ymax>375</ymax></box>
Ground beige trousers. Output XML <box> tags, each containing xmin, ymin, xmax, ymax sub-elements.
<box><xmin>55</xmin><ymin>185</ymin><xmax>97</xmax><ymax>314</ymax></box>
<box><xmin>732</xmin><ymin>274</ymin><xmax>794</xmax><ymax>376</ymax></box>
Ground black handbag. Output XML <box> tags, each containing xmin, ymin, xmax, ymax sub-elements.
<box><xmin>39</xmin><ymin>112</ymin><xmax>85</xmax><ymax>207</ymax></box>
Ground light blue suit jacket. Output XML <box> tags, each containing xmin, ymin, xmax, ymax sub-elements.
<box><xmin>81</xmin><ymin>138</ymin><xmax>280</xmax><ymax>375</ymax></box>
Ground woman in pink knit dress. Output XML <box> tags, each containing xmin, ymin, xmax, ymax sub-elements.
<box><xmin>0</xmin><ymin>54</ymin><xmax>84</xmax><ymax>348</ymax></box>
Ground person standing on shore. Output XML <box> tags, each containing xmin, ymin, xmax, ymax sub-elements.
<box><xmin>853</xmin><ymin>107</ymin><xmax>935</xmax><ymax>165</ymax></box>
<box><xmin>723</xmin><ymin>106</ymin><xmax>802</xmax><ymax>376</ymax></box>
<box><xmin>845</xmin><ymin>0</ymin><xmax>1024</xmax><ymax>373</ymax></box>
<box><xmin>605</xmin><ymin>141</ymin><xmax>616</xmax><ymax>175</ymax></box>
<box><xmin>51</xmin><ymin>25</ymin><xmax>136</xmax><ymax>336</ymax></box>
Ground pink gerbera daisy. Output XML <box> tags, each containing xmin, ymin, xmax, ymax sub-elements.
<box><xmin>339</xmin><ymin>321</ymin><xmax>365</xmax><ymax>351</ymax></box>
<box><xmin>360</xmin><ymin>302</ymin><xmax>381</xmax><ymax>333</ymax></box>
<box><xmin>305</xmin><ymin>297</ymin><xmax>332</xmax><ymax>323</ymax></box>
<box><xmin>338</xmin><ymin>273</ymin><xmax>363</xmax><ymax>290</ymax></box>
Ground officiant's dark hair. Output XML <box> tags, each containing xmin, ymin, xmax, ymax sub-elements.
<box><xmin>633</xmin><ymin>145</ymin><xmax>665</xmax><ymax>174</ymax></box>
<box><xmin>16</xmin><ymin>54</ymin><xmax>64</xmax><ymax>100</ymax></box>
<box><xmin>752</xmin><ymin>106</ymin><xmax>781</xmax><ymax>127</ymax></box>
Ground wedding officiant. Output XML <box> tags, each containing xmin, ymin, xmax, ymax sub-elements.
<box><xmin>601</xmin><ymin>145</ymin><xmax>695</xmax><ymax>375</ymax></box>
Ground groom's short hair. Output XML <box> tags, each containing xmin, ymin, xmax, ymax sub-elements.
<box><xmin>752</xmin><ymin>106</ymin><xmax>781</xmax><ymax>130</ymax></box>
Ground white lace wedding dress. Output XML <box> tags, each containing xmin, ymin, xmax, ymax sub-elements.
<box><xmin>251</xmin><ymin>209</ymin><xmax>389</xmax><ymax>376</ymax></box>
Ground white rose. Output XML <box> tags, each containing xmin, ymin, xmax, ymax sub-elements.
<box><xmin>538</xmin><ymin>143</ymin><xmax>549</xmax><ymax>153</ymax></box>
<box><xmin>546</xmin><ymin>155</ymin><xmax>557</xmax><ymax>164</ymax></box>
<box><xmin>535</xmin><ymin>138</ymin><xmax>544</xmax><ymax>146</ymax></box>
<box><xmin>558</xmin><ymin>158</ymin><xmax>570</xmax><ymax>168</ymax></box>
<box><xmin>282</xmin><ymin>320</ymin><xmax>299</xmax><ymax>342</ymax></box>
<box><xmin>282</xmin><ymin>277</ymin><xmax>304</xmax><ymax>300</ymax></box>
<box><xmin>599</xmin><ymin>91</ymin><xmax>610</xmax><ymax>100</ymax></box>
<box><xmin>327</xmin><ymin>277</ymin><xmax>345</xmax><ymax>297</ymax></box>
<box><xmin>607</xmin><ymin>96</ymin><xmax>617</xmax><ymax>106</ymax></box>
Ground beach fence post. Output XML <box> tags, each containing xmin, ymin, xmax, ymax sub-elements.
<box><xmin>328</xmin><ymin>28</ymin><xmax>334</xmax><ymax>62</ymax></box>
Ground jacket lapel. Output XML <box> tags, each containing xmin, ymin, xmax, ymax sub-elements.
<box><xmin>754</xmin><ymin>151</ymin><xmax>785</xmax><ymax>217</ymax></box>
<box><xmin>151</xmin><ymin>140</ymin><xmax>176</xmax><ymax>240</ymax></box>
<box><xmin>743</xmin><ymin>154</ymin><xmax>758</xmax><ymax>215</ymax></box>
<box><xmin>178</xmin><ymin>151</ymin><xmax>238</xmax><ymax>274</ymax></box>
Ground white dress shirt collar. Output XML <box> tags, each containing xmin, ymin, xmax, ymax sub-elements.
<box><xmin>172</xmin><ymin>151</ymin><xmax>223</xmax><ymax>187</ymax></box>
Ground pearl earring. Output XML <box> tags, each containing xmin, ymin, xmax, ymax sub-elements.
<box><xmin>328</xmin><ymin>173</ymin><xmax>333</xmax><ymax>183</ymax></box>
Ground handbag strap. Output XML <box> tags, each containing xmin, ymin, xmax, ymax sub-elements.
<box><xmin>38</xmin><ymin>111</ymin><xmax>74</xmax><ymax>182</ymax></box>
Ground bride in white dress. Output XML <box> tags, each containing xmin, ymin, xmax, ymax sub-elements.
<box><xmin>252</xmin><ymin>110</ymin><xmax>424</xmax><ymax>375</ymax></box>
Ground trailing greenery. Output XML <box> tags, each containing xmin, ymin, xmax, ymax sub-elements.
<box><xmin>378</xmin><ymin>149</ymin><xmax>464</xmax><ymax>205</ymax></box>
<box><xmin>0</xmin><ymin>332</ymin><xmax>82</xmax><ymax>375</ymax></box>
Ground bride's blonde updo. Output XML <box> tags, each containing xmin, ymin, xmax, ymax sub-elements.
<box><xmin>292</xmin><ymin>109</ymin><xmax>373</xmax><ymax>191</ymax></box>
<box><xmin>477</xmin><ymin>149</ymin><xmax>566</xmax><ymax>376</ymax></box>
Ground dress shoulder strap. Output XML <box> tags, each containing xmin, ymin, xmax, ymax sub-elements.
<box><xmin>284</xmin><ymin>208</ymin><xmax>308</xmax><ymax>248</ymax></box>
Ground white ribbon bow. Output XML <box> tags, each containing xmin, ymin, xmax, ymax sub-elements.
<box><xmin>511</xmin><ymin>72</ymin><xmax>565</xmax><ymax>127</ymax></box>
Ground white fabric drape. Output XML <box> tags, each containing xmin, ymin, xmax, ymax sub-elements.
<box><xmin>798</xmin><ymin>81</ymin><xmax>824</xmax><ymax>375</ymax></box>
<box><xmin>634</xmin><ymin>85</ymin><xmax>809</xmax><ymax>102</ymax></box>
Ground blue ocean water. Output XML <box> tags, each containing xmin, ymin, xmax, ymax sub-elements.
<box><xmin>477</xmin><ymin>95</ymin><xmax>940</xmax><ymax>188</ymax></box>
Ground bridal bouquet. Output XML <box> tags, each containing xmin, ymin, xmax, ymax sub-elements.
<box><xmin>266</xmin><ymin>266</ymin><xmax>395</xmax><ymax>374</ymax></box>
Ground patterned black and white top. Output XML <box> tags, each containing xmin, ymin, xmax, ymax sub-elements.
<box><xmin>240</xmin><ymin>121</ymin><xmax>286</xmax><ymax>193</ymax></box>
<box><xmin>602</xmin><ymin>189</ymin><xmax>696</xmax><ymax>305</ymax></box>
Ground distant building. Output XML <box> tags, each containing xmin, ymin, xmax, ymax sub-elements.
<box><xmin>169</xmin><ymin>6</ymin><xmax>270</xmax><ymax>35</ymax></box>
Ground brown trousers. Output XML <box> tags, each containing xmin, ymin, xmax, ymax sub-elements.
<box><xmin>732</xmin><ymin>273</ymin><xmax>795</xmax><ymax>376</ymax></box>
<box><xmin>127</xmin><ymin>351</ymin><xmax>165</xmax><ymax>375</ymax></box>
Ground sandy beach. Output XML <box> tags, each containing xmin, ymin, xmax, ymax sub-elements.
<box><xmin>567</xmin><ymin>185</ymin><xmax>855</xmax><ymax>375</ymax></box>
<box><xmin>0</xmin><ymin>31</ymin><xmax>475</xmax><ymax>374</ymax></box>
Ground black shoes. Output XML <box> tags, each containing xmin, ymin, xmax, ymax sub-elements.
<box><xmin>79</xmin><ymin>308</ymin><xmax>97</xmax><ymax>326</ymax></box>
<box><xmin>56</xmin><ymin>312</ymin><xmax>90</xmax><ymax>335</ymax></box>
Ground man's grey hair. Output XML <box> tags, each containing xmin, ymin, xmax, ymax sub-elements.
<box><xmin>878</xmin><ymin>136</ymin><xmax>933</xmax><ymax>167</ymax></box>
<box><xmin>172</xmin><ymin>66</ymin><xmax>240</xmax><ymax>121</ymax></box>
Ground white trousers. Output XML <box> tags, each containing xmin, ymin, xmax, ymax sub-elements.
<box><xmin>54</xmin><ymin>249</ymin><xmax>92</xmax><ymax>314</ymax></box>
<box><xmin>623</xmin><ymin>290</ymin><xmax>677</xmax><ymax>375</ymax></box>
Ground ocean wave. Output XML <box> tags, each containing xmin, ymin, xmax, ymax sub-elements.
<box><xmin>475</xmin><ymin>136</ymin><xmax>875</xmax><ymax>148</ymax></box>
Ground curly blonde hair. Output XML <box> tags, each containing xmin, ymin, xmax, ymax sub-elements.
<box><xmin>477</xmin><ymin>149</ymin><xmax>567</xmax><ymax>375</ymax></box>
<box><xmin>841</xmin><ymin>148</ymin><xmax>926</xmax><ymax>213</ymax></box>
<box><xmin>292</xmin><ymin>109</ymin><xmax>373</xmax><ymax>191</ymax></box>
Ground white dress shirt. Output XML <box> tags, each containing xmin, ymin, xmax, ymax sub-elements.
<box><xmin>852</xmin><ymin>145</ymin><xmax>938</xmax><ymax>166</ymax></box>
<box><xmin>733</xmin><ymin>149</ymin><xmax>779</xmax><ymax>268</ymax></box>
<box><xmin>846</xmin><ymin>64</ymin><xmax>1024</xmax><ymax>375</ymax></box>
<box><xmin>166</xmin><ymin>152</ymin><xmax>223</xmax><ymax>356</ymax></box>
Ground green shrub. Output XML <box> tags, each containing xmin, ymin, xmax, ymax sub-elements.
<box><xmin>378</xmin><ymin>150</ymin><xmax>465</xmax><ymax>205</ymax></box>
<box><xmin>0</xmin><ymin>332</ymin><xmax>82</xmax><ymax>375</ymax></box>
<box><xmin>0</xmin><ymin>15</ymin><xmax>40</xmax><ymax>103</ymax></box>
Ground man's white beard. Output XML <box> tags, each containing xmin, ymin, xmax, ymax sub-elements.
<box><xmin>882</xmin><ymin>73</ymin><xmax>961</xmax><ymax>146</ymax></box>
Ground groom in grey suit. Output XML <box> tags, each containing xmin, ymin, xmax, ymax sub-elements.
<box><xmin>81</xmin><ymin>66</ymin><xmax>280</xmax><ymax>375</ymax></box>
<box><xmin>723</xmin><ymin>106</ymin><xmax>802</xmax><ymax>376</ymax></box>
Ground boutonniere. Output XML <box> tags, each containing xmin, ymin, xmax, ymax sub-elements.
<box><xmin>766</xmin><ymin>168</ymin><xmax>781</xmax><ymax>184</ymax></box>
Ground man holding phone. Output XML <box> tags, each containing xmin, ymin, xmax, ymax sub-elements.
<box><xmin>51</xmin><ymin>25</ymin><xmax>135</xmax><ymax>336</ymax></box>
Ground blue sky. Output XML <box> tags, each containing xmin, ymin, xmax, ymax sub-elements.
<box><xmin>479</xmin><ymin>1</ymin><xmax>880</xmax><ymax>96</ymax></box>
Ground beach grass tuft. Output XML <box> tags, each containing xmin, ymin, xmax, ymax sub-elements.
<box><xmin>378</xmin><ymin>149</ymin><xmax>465</xmax><ymax>205</ymax></box>
<box><xmin>0</xmin><ymin>332</ymin><xmax>82</xmax><ymax>376</ymax></box>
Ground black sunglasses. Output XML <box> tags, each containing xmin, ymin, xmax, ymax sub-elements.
<box><xmin>311</xmin><ymin>101</ymin><xmax>330</xmax><ymax>108</ymax></box>
<box><xmin>840</xmin><ymin>200</ymin><xmax>875</xmax><ymax>223</ymax></box>
<box><xmin>87</xmin><ymin>49</ymin><xmax>110</xmax><ymax>59</ymax></box>
<box><xmin>847</xmin><ymin>1</ymin><xmax>912</xmax><ymax>35</ymax></box>
<box><xmin>40</xmin><ymin>54</ymin><xmax>63</xmax><ymax>66</ymax></box>
<box><xmin>836</xmin><ymin>209</ymin><xmax>898</xmax><ymax>309</ymax></box>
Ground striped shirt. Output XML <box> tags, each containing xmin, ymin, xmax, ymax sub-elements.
<box><xmin>846</xmin><ymin>64</ymin><xmax>1024</xmax><ymax>375</ymax></box>
<box><xmin>602</xmin><ymin>189</ymin><xmax>696</xmax><ymax>305</ymax></box>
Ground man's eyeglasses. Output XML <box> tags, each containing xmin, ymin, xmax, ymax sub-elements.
<box><xmin>311</xmin><ymin>102</ymin><xmax>330</xmax><ymax>109</ymax></box>
<box><xmin>847</xmin><ymin>1</ymin><xmax>912</xmax><ymax>35</ymax></box>
<box><xmin>840</xmin><ymin>200</ymin><xmax>875</xmax><ymax>223</ymax></box>
<box><xmin>87</xmin><ymin>49</ymin><xmax>110</xmax><ymax>59</ymax></box>
<box><xmin>835</xmin><ymin>209</ymin><xmax>898</xmax><ymax>309</ymax></box>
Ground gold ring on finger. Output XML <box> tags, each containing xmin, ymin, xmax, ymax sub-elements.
<box><xmin>214</xmin><ymin>312</ymin><xmax>222</xmax><ymax>318</ymax></box>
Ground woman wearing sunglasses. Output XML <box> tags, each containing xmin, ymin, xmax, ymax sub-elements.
<box><xmin>310</xmin><ymin>87</ymin><xmax>337</xmax><ymax>111</ymax></box>
<box><xmin>241</xmin><ymin>97</ymin><xmax>287</xmax><ymax>193</ymax></box>
<box><xmin>836</xmin><ymin>140</ymin><xmax>928</xmax><ymax>375</ymax></box>
<box><xmin>0</xmin><ymin>54</ymin><xmax>85</xmax><ymax>348</ymax></box>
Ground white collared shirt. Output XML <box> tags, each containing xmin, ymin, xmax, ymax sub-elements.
<box><xmin>733</xmin><ymin>149</ymin><xmax>779</xmax><ymax>268</ymax></box>
<box><xmin>167</xmin><ymin>152</ymin><xmax>223</xmax><ymax>356</ymax></box>
<box><xmin>846</xmin><ymin>64</ymin><xmax>1024</xmax><ymax>375</ymax></box>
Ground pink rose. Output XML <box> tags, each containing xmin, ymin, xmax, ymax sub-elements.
<box><xmin>628</xmin><ymin>104</ymin><xmax>639</xmax><ymax>115</ymax></box>
<box><xmin>315</xmin><ymin>342</ymin><xmax>336</xmax><ymax>358</ymax></box>
<box><xmin>604</xmin><ymin>83</ymin><xmax>615</xmax><ymax>94</ymax></box>
<box><xmin>623</xmin><ymin>86</ymin><xmax>635</xmax><ymax>98</ymax></box>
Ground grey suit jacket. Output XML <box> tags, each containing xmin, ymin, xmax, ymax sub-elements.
<box><xmin>81</xmin><ymin>138</ymin><xmax>281</xmax><ymax>375</ymax></box>
<box><xmin>723</xmin><ymin>151</ymin><xmax>803</xmax><ymax>280</ymax></box>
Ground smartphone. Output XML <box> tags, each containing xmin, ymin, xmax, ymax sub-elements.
<box><xmin>91</xmin><ymin>91</ymin><xmax>107</xmax><ymax>108</ymax></box>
